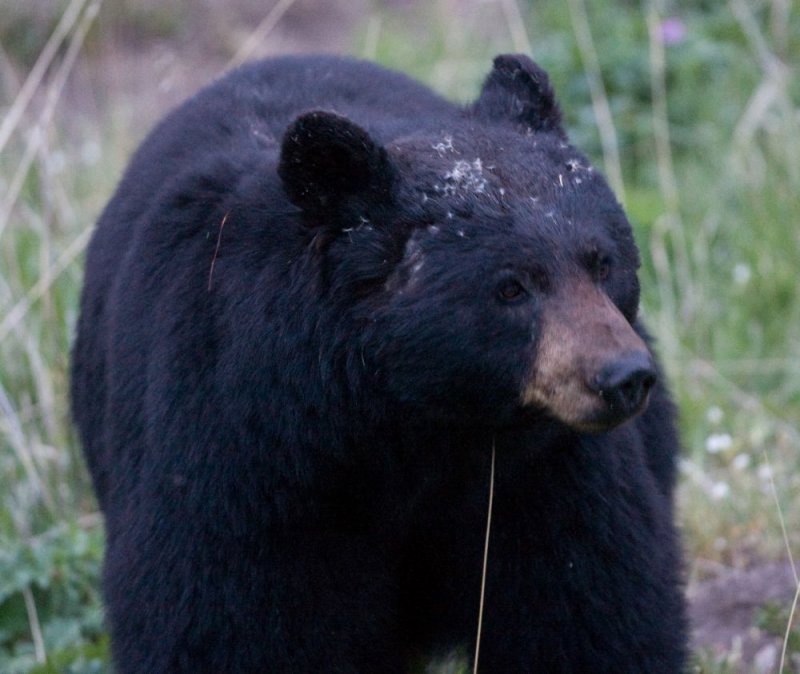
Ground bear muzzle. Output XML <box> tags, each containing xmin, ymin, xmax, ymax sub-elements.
<box><xmin>520</xmin><ymin>281</ymin><xmax>655</xmax><ymax>432</ymax></box>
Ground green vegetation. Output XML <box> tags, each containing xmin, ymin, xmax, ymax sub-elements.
<box><xmin>0</xmin><ymin>525</ymin><xmax>107</xmax><ymax>673</ymax></box>
<box><xmin>1</xmin><ymin>0</ymin><xmax>798</xmax><ymax>671</ymax></box>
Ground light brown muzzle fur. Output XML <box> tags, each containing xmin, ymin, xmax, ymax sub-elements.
<box><xmin>521</xmin><ymin>280</ymin><xmax>653</xmax><ymax>432</ymax></box>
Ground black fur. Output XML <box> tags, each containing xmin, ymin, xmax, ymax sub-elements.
<box><xmin>472</xmin><ymin>54</ymin><xmax>565</xmax><ymax>135</ymax></box>
<box><xmin>71</xmin><ymin>54</ymin><xmax>687</xmax><ymax>673</ymax></box>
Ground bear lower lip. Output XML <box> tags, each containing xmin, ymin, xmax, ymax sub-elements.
<box><xmin>572</xmin><ymin>416</ymin><xmax>630</xmax><ymax>434</ymax></box>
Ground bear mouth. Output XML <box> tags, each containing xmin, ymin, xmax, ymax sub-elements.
<box><xmin>519</xmin><ymin>352</ymin><xmax>656</xmax><ymax>433</ymax></box>
<box><xmin>561</xmin><ymin>388</ymin><xmax>653</xmax><ymax>433</ymax></box>
<box><xmin>514</xmin><ymin>390</ymin><xmax>651</xmax><ymax>434</ymax></box>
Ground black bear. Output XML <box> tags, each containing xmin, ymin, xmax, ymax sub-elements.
<box><xmin>71</xmin><ymin>54</ymin><xmax>687</xmax><ymax>673</ymax></box>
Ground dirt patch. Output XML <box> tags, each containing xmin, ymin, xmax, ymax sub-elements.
<box><xmin>690</xmin><ymin>561</ymin><xmax>799</xmax><ymax>672</ymax></box>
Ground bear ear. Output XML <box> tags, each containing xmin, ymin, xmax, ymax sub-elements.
<box><xmin>278</xmin><ymin>110</ymin><xmax>393</xmax><ymax>214</ymax></box>
<box><xmin>472</xmin><ymin>54</ymin><xmax>565</xmax><ymax>136</ymax></box>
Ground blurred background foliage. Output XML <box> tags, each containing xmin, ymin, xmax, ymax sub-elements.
<box><xmin>1</xmin><ymin>0</ymin><xmax>799</xmax><ymax>671</ymax></box>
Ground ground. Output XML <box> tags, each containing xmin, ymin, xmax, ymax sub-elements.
<box><xmin>690</xmin><ymin>561</ymin><xmax>799</xmax><ymax>672</ymax></box>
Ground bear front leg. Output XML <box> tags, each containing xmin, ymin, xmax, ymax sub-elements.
<box><xmin>102</xmin><ymin>518</ymin><xmax>406</xmax><ymax>674</ymax></box>
<box><xmin>470</xmin><ymin>444</ymin><xmax>686</xmax><ymax>673</ymax></box>
<box><xmin>412</xmin><ymin>438</ymin><xmax>686</xmax><ymax>674</ymax></box>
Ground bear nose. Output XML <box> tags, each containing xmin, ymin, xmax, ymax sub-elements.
<box><xmin>590</xmin><ymin>353</ymin><xmax>657</xmax><ymax>417</ymax></box>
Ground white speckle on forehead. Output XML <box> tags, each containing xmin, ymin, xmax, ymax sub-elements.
<box><xmin>341</xmin><ymin>217</ymin><xmax>373</xmax><ymax>242</ymax></box>
<box><xmin>432</xmin><ymin>135</ymin><xmax>455</xmax><ymax>156</ymax></box>
<box><xmin>441</xmin><ymin>158</ymin><xmax>487</xmax><ymax>195</ymax></box>
<box><xmin>457</xmin><ymin>229</ymin><xmax>465</xmax><ymax>237</ymax></box>
<box><xmin>566</xmin><ymin>159</ymin><xmax>584</xmax><ymax>172</ymax></box>
<box><xmin>558</xmin><ymin>174</ymin><xmax>564</xmax><ymax>187</ymax></box>
<box><xmin>427</xmin><ymin>225</ymin><xmax>440</xmax><ymax>235</ymax></box>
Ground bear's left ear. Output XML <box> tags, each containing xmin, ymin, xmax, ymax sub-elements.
<box><xmin>278</xmin><ymin>110</ymin><xmax>394</xmax><ymax>215</ymax></box>
<box><xmin>472</xmin><ymin>54</ymin><xmax>565</xmax><ymax>136</ymax></box>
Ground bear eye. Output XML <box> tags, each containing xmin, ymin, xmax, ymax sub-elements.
<box><xmin>497</xmin><ymin>279</ymin><xmax>527</xmax><ymax>302</ymax></box>
<box><xmin>588</xmin><ymin>250</ymin><xmax>611</xmax><ymax>282</ymax></box>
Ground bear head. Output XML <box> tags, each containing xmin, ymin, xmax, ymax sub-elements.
<box><xmin>277</xmin><ymin>54</ymin><xmax>654</xmax><ymax>433</ymax></box>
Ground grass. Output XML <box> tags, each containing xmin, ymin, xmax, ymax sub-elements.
<box><xmin>1</xmin><ymin>0</ymin><xmax>799</xmax><ymax>671</ymax></box>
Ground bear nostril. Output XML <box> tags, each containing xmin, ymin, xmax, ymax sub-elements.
<box><xmin>591</xmin><ymin>354</ymin><xmax>657</xmax><ymax>414</ymax></box>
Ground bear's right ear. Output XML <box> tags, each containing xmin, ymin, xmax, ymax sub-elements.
<box><xmin>278</xmin><ymin>110</ymin><xmax>393</xmax><ymax>215</ymax></box>
<box><xmin>472</xmin><ymin>54</ymin><xmax>565</xmax><ymax>136</ymax></box>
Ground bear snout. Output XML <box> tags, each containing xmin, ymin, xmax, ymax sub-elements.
<box><xmin>520</xmin><ymin>281</ymin><xmax>654</xmax><ymax>432</ymax></box>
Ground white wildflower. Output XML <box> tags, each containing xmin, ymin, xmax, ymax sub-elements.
<box><xmin>705</xmin><ymin>433</ymin><xmax>732</xmax><ymax>454</ymax></box>
<box><xmin>731</xmin><ymin>453</ymin><xmax>750</xmax><ymax>471</ymax></box>
<box><xmin>709</xmin><ymin>482</ymin><xmax>730</xmax><ymax>500</ymax></box>
<box><xmin>706</xmin><ymin>406</ymin><xmax>723</xmax><ymax>425</ymax></box>
<box><xmin>733</xmin><ymin>263</ymin><xmax>751</xmax><ymax>286</ymax></box>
